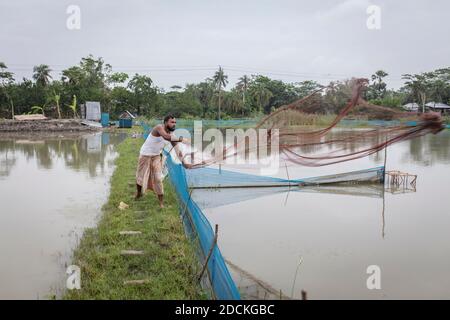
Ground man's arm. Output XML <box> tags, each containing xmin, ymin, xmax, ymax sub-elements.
<box><xmin>152</xmin><ymin>125</ymin><xmax>191</xmax><ymax>167</ymax></box>
<box><xmin>171</xmin><ymin>141</ymin><xmax>193</xmax><ymax>169</ymax></box>
<box><xmin>153</xmin><ymin>125</ymin><xmax>178</xmax><ymax>142</ymax></box>
<box><xmin>171</xmin><ymin>140</ymin><xmax>183</xmax><ymax>158</ymax></box>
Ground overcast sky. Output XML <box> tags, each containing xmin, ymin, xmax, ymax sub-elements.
<box><xmin>0</xmin><ymin>0</ymin><xmax>449</xmax><ymax>90</ymax></box>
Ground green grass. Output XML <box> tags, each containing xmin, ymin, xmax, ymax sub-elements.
<box><xmin>443</xmin><ymin>115</ymin><xmax>450</xmax><ymax>125</ymax></box>
<box><xmin>64</xmin><ymin>135</ymin><xmax>205</xmax><ymax>299</ymax></box>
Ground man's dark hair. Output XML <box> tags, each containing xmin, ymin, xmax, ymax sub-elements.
<box><xmin>164</xmin><ymin>114</ymin><xmax>175</xmax><ymax>123</ymax></box>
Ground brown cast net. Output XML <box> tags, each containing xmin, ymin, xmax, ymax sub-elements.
<box><xmin>190</xmin><ymin>78</ymin><xmax>445</xmax><ymax>168</ymax></box>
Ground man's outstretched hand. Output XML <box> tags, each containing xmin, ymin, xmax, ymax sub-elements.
<box><xmin>182</xmin><ymin>162</ymin><xmax>193</xmax><ymax>169</ymax></box>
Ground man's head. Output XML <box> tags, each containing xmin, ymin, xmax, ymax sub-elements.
<box><xmin>164</xmin><ymin>114</ymin><xmax>176</xmax><ymax>132</ymax></box>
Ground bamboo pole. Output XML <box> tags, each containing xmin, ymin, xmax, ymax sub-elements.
<box><xmin>198</xmin><ymin>224</ymin><xmax>218</xmax><ymax>282</ymax></box>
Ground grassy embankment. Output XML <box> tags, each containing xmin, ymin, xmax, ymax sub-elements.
<box><xmin>65</xmin><ymin>128</ymin><xmax>205</xmax><ymax>299</ymax></box>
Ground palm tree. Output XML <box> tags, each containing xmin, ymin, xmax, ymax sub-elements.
<box><xmin>62</xmin><ymin>66</ymin><xmax>83</xmax><ymax>85</ymax></box>
<box><xmin>227</xmin><ymin>91</ymin><xmax>244</xmax><ymax>114</ymax></box>
<box><xmin>371</xmin><ymin>70</ymin><xmax>388</xmax><ymax>85</ymax></box>
<box><xmin>212</xmin><ymin>66</ymin><xmax>228</xmax><ymax>120</ymax></box>
<box><xmin>402</xmin><ymin>73</ymin><xmax>430</xmax><ymax>113</ymax></box>
<box><xmin>197</xmin><ymin>80</ymin><xmax>214</xmax><ymax>117</ymax></box>
<box><xmin>370</xmin><ymin>70</ymin><xmax>388</xmax><ymax>99</ymax></box>
<box><xmin>0</xmin><ymin>62</ymin><xmax>15</xmax><ymax>118</ymax></box>
<box><xmin>33</xmin><ymin>64</ymin><xmax>52</xmax><ymax>86</ymax></box>
<box><xmin>236</xmin><ymin>75</ymin><xmax>250</xmax><ymax>115</ymax></box>
<box><xmin>251</xmin><ymin>84</ymin><xmax>273</xmax><ymax>114</ymax></box>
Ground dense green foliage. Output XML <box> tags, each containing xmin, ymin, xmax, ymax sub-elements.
<box><xmin>0</xmin><ymin>56</ymin><xmax>449</xmax><ymax>120</ymax></box>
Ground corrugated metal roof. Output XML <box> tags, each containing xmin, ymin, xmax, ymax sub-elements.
<box><xmin>426</xmin><ymin>102</ymin><xmax>450</xmax><ymax>109</ymax></box>
<box><xmin>119</xmin><ymin>110</ymin><xmax>136</xmax><ymax>119</ymax></box>
<box><xmin>403</xmin><ymin>103</ymin><xmax>420</xmax><ymax>110</ymax></box>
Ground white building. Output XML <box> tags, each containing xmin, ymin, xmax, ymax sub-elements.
<box><xmin>402</xmin><ymin>103</ymin><xmax>420</xmax><ymax>112</ymax></box>
<box><xmin>426</xmin><ymin>102</ymin><xmax>450</xmax><ymax>114</ymax></box>
<box><xmin>80</xmin><ymin>101</ymin><xmax>101</xmax><ymax>121</ymax></box>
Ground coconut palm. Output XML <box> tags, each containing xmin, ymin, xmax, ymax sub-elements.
<box><xmin>236</xmin><ymin>75</ymin><xmax>251</xmax><ymax>115</ymax></box>
<box><xmin>212</xmin><ymin>66</ymin><xmax>228</xmax><ymax>120</ymax></box>
<box><xmin>251</xmin><ymin>84</ymin><xmax>273</xmax><ymax>114</ymax></box>
<box><xmin>225</xmin><ymin>91</ymin><xmax>244</xmax><ymax>114</ymax></box>
<box><xmin>370</xmin><ymin>70</ymin><xmax>388</xmax><ymax>99</ymax></box>
<box><xmin>402</xmin><ymin>73</ymin><xmax>430</xmax><ymax>113</ymax></box>
<box><xmin>62</xmin><ymin>66</ymin><xmax>84</xmax><ymax>85</ymax></box>
<box><xmin>33</xmin><ymin>64</ymin><xmax>52</xmax><ymax>87</ymax></box>
<box><xmin>236</xmin><ymin>75</ymin><xmax>250</xmax><ymax>104</ymax></box>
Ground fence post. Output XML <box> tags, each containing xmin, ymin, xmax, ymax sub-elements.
<box><xmin>198</xmin><ymin>224</ymin><xmax>219</xmax><ymax>281</ymax></box>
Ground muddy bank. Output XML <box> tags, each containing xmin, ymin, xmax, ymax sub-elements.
<box><xmin>0</xmin><ymin>119</ymin><xmax>101</xmax><ymax>133</ymax></box>
<box><xmin>0</xmin><ymin>131</ymin><xmax>101</xmax><ymax>141</ymax></box>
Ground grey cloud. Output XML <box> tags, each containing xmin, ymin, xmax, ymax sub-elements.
<box><xmin>0</xmin><ymin>0</ymin><xmax>448</xmax><ymax>89</ymax></box>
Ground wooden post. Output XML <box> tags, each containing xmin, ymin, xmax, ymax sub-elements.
<box><xmin>180</xmin><ymin>189</ymin><xmax>195</xmax><ymax>242</ymax></box>
<box><xmin>198</xmin><ymin>224</ymin><xmax>219</xmax><ymax>281</ymax></box>
<box><xmin>301</xmin><ymin>290</ymin><xmax>307</xmax><ymax>300</ymax></box>
<box><xmin>383</xmin><ymin>137</ymin><xmax>388</xmax><ymax>184</ymax></box>
<box><xmin>285</xmin><ymin>162</ymin><xmax>290</xmax><ymax>186</ymax></box>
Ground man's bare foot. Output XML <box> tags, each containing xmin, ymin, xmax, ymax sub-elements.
<box><xmin>157</xmin><ymin>195</ymin><xmax>164</xmax><ymax>208</ymax></box>
<box><xmin>135</xmin><ymin>184</ymin><xmax>143</xmax><ymax>200</ymax></box>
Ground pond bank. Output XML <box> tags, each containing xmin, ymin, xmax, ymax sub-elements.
<box><xmin>0</xmin><ymin>119</ymin><xmax>100</xmax><ymax>133</ymax></box>
<box><xmin>64</xmin><ymin>133</ymin><xmax>205</xmax><ymax>299</ymax></box>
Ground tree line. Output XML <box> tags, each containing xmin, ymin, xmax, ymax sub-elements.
<box><xmin>0</xmin><ymin>55</ymin><xmax>449</xmax><ymax>120</ymax></box>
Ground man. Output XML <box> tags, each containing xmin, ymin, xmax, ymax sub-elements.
<box><xmin>135</xmin><ymin>114</ymin><xmax>191</xmax><ymax>208</ymax></box>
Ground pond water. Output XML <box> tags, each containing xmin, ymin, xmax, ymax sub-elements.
<box><xmin>0</xmin><ymin>132</ymin><xmax>126</xmax><ymax>299</ymax></box>
<box><xmin>192</xmin><ymin>129</ymin><xmax>450</xmax><ymax>299</ymax></box>
<box><xmin>3</xmin><ymin>126</ymin><xmax>448</xmax><ymax>299</ymax></box>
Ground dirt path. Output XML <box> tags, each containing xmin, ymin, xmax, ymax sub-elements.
<box><xmin>0</xmin><ymin>119</ymin><xmax>101</xmax><ymax>133</ymax></box>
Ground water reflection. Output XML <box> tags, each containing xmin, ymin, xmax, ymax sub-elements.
<box><xmin>0</xmin><ymin>132</ymin><xmax>127</xmax><ymax>178</ymax></box>
<box><xmin>0</xmin><ymin>132</ymin><xmax>126</xmax><ymax>299</ymax></box>
<box><xmin>196</xmin><ymin>128</ymin><xmax>450</xmax><ymax>172</ymax></box>
<box><xmin>200</xmin><ymin>129</ymin><xmax>450</xmax><ymax>299</ymax></box>
<box><xmin>403</xmin><ymin>130</ymin><xmax>450</xmax><ymax>165</ymax></box>
<box><xmin>0</xmin><ymin>149</ymin><xmax>16</xmax><ymax>178</ymax></box>
<box><xmin>283</xmin><ymin>129</ymin><xmax>450</xmax><ymax>165</ymax></box>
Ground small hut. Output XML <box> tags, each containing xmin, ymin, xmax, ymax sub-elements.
<box><xmin>426</xmin><ymin>102</ymin><xmax>450</xmax><ymax>115</ymax></box>
<box><xmin>118</xmin><ymin>110</ymin><xmax>135</xmax><ymax>128</ymax></box>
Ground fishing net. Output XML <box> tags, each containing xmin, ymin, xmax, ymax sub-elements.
<box><xmin>164</xmin><ymin>150</ymin><xmax>241</xmax><ymax>300</ymax></box>
<box><xmin>188</xmin><ymin>78</ymin><xmax>445</xmax><ymax>168</ymax></box>
<box><xmin>192</xmin><ymin>184</ymin><xmax>384</xmax><ymax>209</ymax></box>
<box><xmin>139</xmin><ymin>77</ymin><xmax>445</xmax><ymax>300</ymax></box>
<box><xmin>185</xmin><ymin>165</ymin><xmax>385</xmax><ymax>189</ymax></box>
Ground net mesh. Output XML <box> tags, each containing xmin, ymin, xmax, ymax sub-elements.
<box><xmin>192</xmin><ymin>184</ymin><xmax>384</xmax><ymax>209</ymax></box>
<box><xmin>138</xmin><ymin>76</ymin><xmax>445</xmax><ymax>299</ymax></box>
<box><xmin>164</xmin><ymin>149</ymin><xmax>241</xmax><ymax>300</ymax></box>
<box><xmin>190</xmin><ymin>78</ymin><xmax>445</xmax><ymax>168</ymax></box>
<box><xmin>184</xmin><ymin>165</ymin><xmax>385</xmax><ymax>189</ymax></box>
